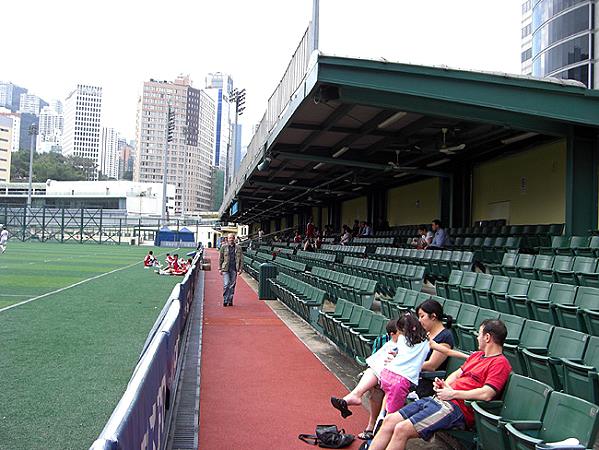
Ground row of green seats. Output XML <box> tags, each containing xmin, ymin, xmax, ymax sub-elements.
<box><xmin>337</xmin><ymin>256</ymin><xmax>424</xmax><ymax>296</ymax></box>
<box><xmin>318</xmin><ymin>299</ymin><xmax>388</xmax><ymax>363</ymax></box>
<box><xmin>300</xmin><ymin>266</ymin><xmax>377</xmax><ymax>309</ymax></box>
<box><xmin>289</xmin><ymin>250</ymin><xmax>336</xmax><ymax>270</ymax></box>
<box><xmin>351</xmin><ymin>237</ymin><xmax>395</xmax><ymax>245</ymax></box>
<box><xmin>389</xmin><ymin>286</ymin><xmax>599</xmax><ymax>405</ymax></box>
<box><xmin>271</xmin><ymin>256</ymin><xmax>306</xmax><ymax>274</ymax></box>
<box><xmin>539</xmin><ymin>235</ymin><xmax>599</xmax><ymax>256</ymax></box>
<box><xmin>319</xmin><ymin>244</ymin><xmax>367</xmax><ymax>261</ymax></box>
<box><xmin>497</xmin><ymin>253</ymin><xmax>599</xmax><ymax>286</ymax></box>
<box><xmin>472</xmin><ymin>374</ymin><xmax>599</xmax><ymax>450</ymax></box>
<box><xmin>449</xmin><ymin>236</ymin><xmax>521</xmax><ymax>264</ymax></box>
<box><xmin>439</xmin><ymin>270</ymin><xmax>599</xmax><ymax>335</ymax></box>
<box><xmin>273</xmin><ymin>246</ymin><xmax>294</xmax><ymax>255</ymax></box>
<box><xmin>243</xmin><ymin>258</ymin><xmax>263</xmax><ymax>280</ymax></box>
<box><xmin>268</xmin><ymin>273</ymin><xmax>325</xmax><ymax>324</ymax></box>
<box><xmin>373</xmin><ymin>247</ymin><xmax>474</xmax><ymax>280</ymax></box>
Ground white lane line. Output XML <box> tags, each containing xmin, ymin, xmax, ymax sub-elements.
<box><xmin>0</xmin><ymin>294</ymin><xmax>33</xmax><ymax>297</ymax></box>
<box><xmin>0</xmin><ymin>260</ymin><xmax>143</xmax><ymax>313</ymax></box>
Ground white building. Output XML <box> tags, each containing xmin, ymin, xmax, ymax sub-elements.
<box><xmin>100</xmin><ymin>127</ymin><xmax>119</xmax><ymax>180</ymax></box>
<box><xmin>0</xmin><ymin>82</ymin><xmax>27</xmax><ymax>111</ymax></box>
<box><xmin>0</xmin><ymin>108</ymin><xmax>20</xmax><ymax>152</ymax></box>
<box><xmin>0</xmin><ymin>116</ymin><xmax>14</xmax><ymax>182</ymax></box>
<box><xmin>37</xmin><ymin>101</ymin><xmax>63</xmax><ymax>153</ymax></box>
<box><xmin>61</xmin><ymin>84</ymin><xmax>103</xmax><ymax>179</ymax></box>
<box><xmin>19</xmin><ymin>93</ymin><xmax>44</xmax><ymax>116</ymax></box>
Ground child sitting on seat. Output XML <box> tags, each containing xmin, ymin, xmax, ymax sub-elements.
<box><xmin>331</xmin><ymin>312</ymin><xmax>430</xmax><ymax>419</ymax></box>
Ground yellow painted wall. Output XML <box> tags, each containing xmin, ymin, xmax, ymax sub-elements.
<box><xmin>293</xmin><ymin>214</ymin><xmax>299</xmax><ymax>229</ymax></box>
<box><xmin>311</xmin><ymin>207</ymin><xmax>320</xmax><ymax>227</ymax></box>
<box><xmin>472</xmin><ymin>139</ymin><xmax>566</xmax><ymax>225</ymax></box>
<box><xmin>322</xmin><ymin>208</ymin><xmax>329</xmax><ymax>227</ymax></box>
<box><xmin>387</xmin><ymin>178</ymin><xmax>440</xmax><ymax>226</ymax></box>
<box><xmin>341</xmin><ymin>196</ymin><xmax>367</xmax><ymax>227</ymax></box>
<box><xmin>270</xmin><ymin>219</ymin><xmax>276</xmax><ymax>232</ymax></box>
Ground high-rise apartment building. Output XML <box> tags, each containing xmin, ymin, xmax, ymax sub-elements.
<box><xmin>19</xmin><ymin>93</ymin><xmax>47</xmax><ymax>116</ymax></box>
<box><xmin>205</xmin><ymin>73</ymin><xmax>233</xmax><ymax>170</ymax></box>
<box><xmin>0</xmin><ymin>108</ymin><xmax>21</xmax><ymax>152</ymax></box>
<box><xmin>100</xmin><ymin>127</ymin><xmax>119</xmax><ymax>180</ymax></box>
<box><xmin>521</xmin><ymin>0</ymin><xmax>598</xmax><ymax>88</ymax></box>
<box><xmin>37</xmin><ymin>101</ymin><xmax>64</xmax><ymax>153</ymax></box>
<box><xmin>134</xmin><ymin>75</ymin><xmax>216</xmax><ymax>214</ymax></box>
<box><xmin>0</xmin><ymin>82</ymin><xmax>27</xmax><ymax>112</ymax></box>
<box><xmin>61</xmin><ymin>84</ymin><xmax>103</xmax><ymax>179</ymax></box>
<box><xmin>118</xmin><ymin>138</ymin><xmax>135</xmax><ymax>179</ymax></box>
<box><xmin>0</xmin><ymin>116</ymin><xmax>14</xmax><ymax>182</ymax></box>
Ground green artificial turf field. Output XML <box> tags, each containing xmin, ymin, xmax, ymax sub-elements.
<box><xmin>0</xmin><ymin>242</ymin><xmax>182</xmax><ymax>450</ymax></box>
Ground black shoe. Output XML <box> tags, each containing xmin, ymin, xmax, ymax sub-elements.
<box><xmin>223</xmin><ymin>303</ymin><xmax>228</xmax><ymax>307</ymax></box>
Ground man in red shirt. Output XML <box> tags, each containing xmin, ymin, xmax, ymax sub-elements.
<box><xmin>306</xmin><ymin>218</ymin><xmax>315</xmax><ymax>239</ymax></box>
<box><xmin>368</xmin><ymin>319</ymin><xmax>512</xmax><ymax>450</ymax></box>
<box><xmin>144</xmin><ymin>251</ymin><xmax>157</xmax><ymax>267</ymax></box>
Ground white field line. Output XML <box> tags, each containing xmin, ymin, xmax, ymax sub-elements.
<box><xmin>0</xmin><ymin>248</ymin><xmax>176</xmax><ymax>313</ymax></box>
<box><xmin>0</xmin><ymin>260</ymin><xmax>142</xmax><ymax>313</ymax></box>
<box><xmin>0</xmin><ymin>294</ymin><xmax>34</xmax><ymax>297</ymax></box>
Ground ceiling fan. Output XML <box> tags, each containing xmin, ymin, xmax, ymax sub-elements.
<box><xmin>439</xmin><ymin>128</ymin><xmax>466</xmax><ymax>155</ymax></box>
<box><xmin>343</xmin><ymin>172</ymin><xmax>371</xmax><ymax>186</ymax></box>
<box><xmin>387</xmin><ymin>150</ymin><xmax>419</xmax><ymax>171</ymax></box>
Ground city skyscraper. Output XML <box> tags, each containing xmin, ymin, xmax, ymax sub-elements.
<box><xmin>61</xmin><ymin>84</ymin><xmax>103</xmax><ymax>179</ymax></box>
<box><xmin>37</xmin><ymin>101</ymin><xmax>64</xmax><ymax>153</ymax></box>
<box><xmin>118</xmin><ymin>138</ymin><xmax>135</xmax><ymax>179</ymax></box>
<box><xmin>0</xmin><ymin>108</ymin><xmax>21</xmax><ymax>152</ymax></box>
<box><xmin>134</xmin><ymin>75</ymin><xmax>216</xmax><ymax>214</ymax></box>
<box><xmin>521</xmin><ymin>0</ymin><xmax>597</xmax><ymax>88</ymax></box>
<box><xmin>0</xmin><ymin>116</ymin><xmax>14</xmax><ymax>181</ymax></box>
<box><xmin>205</xmin><ymin>73</ymin><xmax>233</xmax><ymax>169</ymax></box>
<box><xmin>19</xmin><ymin>93</ymin><xmax>47</xmax><ymax>116</ymax></box>
<box><xmin>0</xmin><ymin>82</ymin><xmax>27</xmax><ymax>112</ymax></box>
<box><xmin>100</xmin><ymin>127</ymin><xmax>120</xmax><ymax>179</ymax></box>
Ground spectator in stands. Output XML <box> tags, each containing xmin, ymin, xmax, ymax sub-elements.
<box><xmin>219</xmin><ymin>233</ymin><xmax>244</xmax><ymax>307</ymax></box>
<box><xmin>303</xmin><ymin>239</ymin><xmax>315</xmax><ymax>252</ymax></box>
<box><xmin>352</xmin><ymin>220</ymin><xmax>361</xmax><ymax>237</ymax></box>
<box><xmin>368</xmin><ymin>319</ymin><xmax>512</xmax><ymax>450</ymax></box>
<box><xmin>361</xmin><ymin>221</ymin><xmax>373</xmax><ymax>236</ymax></box>
<box><xmin>293</xmin><ymin>230</ymin><xmax>302</xmax><ymax>243</ymax></box>
<box><xmin>323</xmin><ymin>225</ymin><xmax>332</xmax><ymax>237</ymax></box>
<box><xmin>306</xmin><ymin>218</ymin><xmax>316</xmax><ymax>239</ymax></box>
<box><xmin>144</xmin><ymin>250</ymin><xmax>160</xmax><ymax>268</ymax></box>
<box><xmin>357</xmin><ymin>301</ymin><xmax>454</xmax><ymax>440</ymax></box>
<box><xmin>258</xmin><ymin>228</ymin><xmax>264</xmax><ymax>242</ymax></box>
<box><xmin>340</xmin><ymin>225</ymin><xmax>352</xmax><ymax>245</ymax></box>
<box><xmin>315</xmin><ymin>233</ymin><xmax>323</xmax><ymax>250</ymax></box>
<box><xmin>413</xmin><ymin>225</ymin><xmax>433</xmax><ymax>249</ymax></box>
<box><xmin>428</xmin><ymin>219</ymin><xmax>449</xmax><ymax>249</ymax></box>
<box><xmin>331</xmin><ymin>313</ymin><xmax>430</xmax><ymax>422</ymax></box>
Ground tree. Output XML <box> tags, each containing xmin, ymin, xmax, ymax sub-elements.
<box><xmin>10</xmin><ymin>150</ymin><xmax>95</xmax><ymax>182</ymax></box>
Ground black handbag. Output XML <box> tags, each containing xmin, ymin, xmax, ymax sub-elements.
<box><xmin>298</xmin><ymin>424</ymin><xmax>355</xmax><ymax>448</ymax></box>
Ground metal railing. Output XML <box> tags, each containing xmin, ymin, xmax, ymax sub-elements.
<box><xmin>221</xmin><ymin>24</ymin><xmax>315</xmax><ymax>217</ymax></box>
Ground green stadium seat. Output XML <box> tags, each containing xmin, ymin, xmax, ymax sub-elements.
<box><xmin>458</xmin><ymin>307</ymin><xmax>500</xmax><ymax>352</ymax></box>
<box><xmin>539</xmin><ymin>235</ymin><xmax>570</xmax><ymax>255</ymax></box>
<box><xmin>577</xmin><ymin>258</ymin><xmax>599</xmax><ymax>289</ymax></box>
<box><xmin>529</xmin><ymin>282</ymin><xmax>577</xmax><ymax>325</ymax></box>
<box><xmin>504</xmin><ymin>320</ymin><xmax>553</xmax><ymax>375</ymax></box>
<box><xmin>555</xmin><ymin>256</ymin><xmax>596</xmax><ymax>285</ymax></box>
<box><xmin>498</xmin><ymin>252</ymin><xmax>518</xmax><ymax>277</ymax></box>
<box><xmin>453</xmin><ymin>303</ymin><xmax>480</xmax><ymax>349</ymax></box>
<box><xmin>562</xmin><ymin>335</ymin><xmax>599</xmax><ymax>405</ymax></box>
<box><xmin>500</xmin><ymin>313</ymin><xmax>526</xmax><ymax>344</ymax></box>
<box><xmin>455</xmin><ymin>271</ymin><xmax>478</xmax><ymax>302</ymax></box>
<box><xmin>472</xmin><ymin>374</ymin><xmax>553</xmax><ymax>450</ymax></box>
<box><xmin>495</xmin><ymin>277</ymin><xmax>530</xmax><ymax>314</ymax></box>
<box><xmin>393</xmin><ymin>290</ymin><xmax>420</xmax><ymax>316</ymax></box>
<box><xmin>554</xmin><ymin>286</ymin><xmax>599</xmax><ymax>332</ymax></box>
<box><xmin>442</xmin><ymin>299</ymin><xmax>462</xmax><ymax>325</ymax></box>
<box><xmin>320</xmin><ymin>299</ymin><xmax>349</xmax><ymax>337</ymax></box>
<box><xmin>521</xmin><ymin>327</ymin><xmax>588</xmax><ymax>389</ymax></box>
<box><xmin>515</xmin><ymin>253</ymin><xmax>536</xmax><ymax>279</ymax></box>
<box><xmin>355</xmin><ymin>314</ymin><xmax>389</xmax><ymax>364</ymax></box>
<box><xmin>508</xmin><ymin>280</ymin><xmax>550</xmax><ymax>319</ymax></box>
<box><xmin>562</xmin><ymin>235</ymin><xmax>591</xmax><ymax>256</ymax></box>
<box><xmin>341</xmin><ymin>308</ymin><xmax>373</xmax><ymax>354</ymax></box>
<box><xmin>504</xmin><ymin>392</ymin><xmax>599</xmax><ymax>450</ymax></box>
<box><xmin>480</xmin><ymin>237</ymin><xmax>496</xmax><ymax>262</ymax></box>
<box><xmin>468</xmin><ymin>273</ymin><xmax>493</xmax><ymax>306</ymax></box>
<box><xmin>530</xmin><ymin>255</ymin><xmax>554</xmax><ymax>281</ymax></box>
<box><xmin>335</xmin><ymin>305</ymin><xmax>365</xmax><ymax>350</ymax></box>
<box><xmin>480</xmin><ymin>275</ymin><xmax>510</xmax><ymax>310</ymax></box>
<box><xmin>436</xmin><ymin>269</ymin><xmax>463</xmax><ymax>299</ymax></box>
<box><xmin>576</xmin><ymin>235</ymin><xmax>599</xmax><ymax>257</ymax></box>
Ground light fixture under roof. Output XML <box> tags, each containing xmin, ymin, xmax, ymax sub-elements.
<box><xmin>352</xmin><ymin>186</ymin><xmax>363</xmax><ymax>191</ymax></box>
<box><xmin>377</xmin><ymin>111</ymin><xmax>407</xmax><ymax>129</ymax></box>
<box><xmin>289</xmin><ymin>179</ymin><xmax>297</xmax><ymax>185</ymax></box>
<box><xmin>393</xmin><ymin>172</ymin><xmax>408</xmax><ymax>178</ymax></box>
<box><xmin>426</xmin><ymin>158</ymin><xmax>451</xmax><ymax>167</ymax></box>
<box><xmin>332</xmin><ymin>146</ymin><xmax>350</xmax><ymax>158</ymax></box>
<box><xmin>500</xmin><ymin>132</ymin><xmax>539</xmax><ymax>145</ymax></box>
<box><xmin>313</xmin><ymin>162</ymin><xmax>325</xmax><ymax>170</ymax></box>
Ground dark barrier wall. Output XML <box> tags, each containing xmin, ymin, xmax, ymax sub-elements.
<box><xmin>89</xmin><ymin>249</ymin><xmax>203</xmax><ymax>450</ymax></box>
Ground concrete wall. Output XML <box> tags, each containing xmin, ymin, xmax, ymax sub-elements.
<box><xmin>341</xmin><ymin>196</ymin><xmax>367</xmax><ymax>227</ymax></box>
<box><xmin>472</xmin><ymin>139</ymin><xmax>566</xmax><ymax>225</ymax></box>
<box><xmin>387</xmin><ymin>178</ymin><xmax>440</xmax><ymax>226</ymax></box>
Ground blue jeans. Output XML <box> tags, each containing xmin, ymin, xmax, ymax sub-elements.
<box><xmin>223</xmin><ymin>270</ymin><xmax>238</xmax><ymax>305</ymax></box>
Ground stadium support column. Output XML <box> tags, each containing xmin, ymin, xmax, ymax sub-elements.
<box><xmin>439</xmin><ymin>177</ymin><xmax>451</xmax><ymax>228</ymax></box>
<box><xmin>450</xmin><ymin>165</ymin><xmax>472</xmax><ymax>228</ymax></box>
<box><xmin>367</xmin><ymin>190</ymin><xmax>387</xmax><ymax>230</ymax></box>
<box><xmin>565</xmin><ymin>128</ymin><xmax>598</xmax><ymax>235</ymax></box>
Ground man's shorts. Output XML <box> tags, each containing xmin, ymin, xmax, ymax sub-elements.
<box><xmin>399</xmin><ymin>397</ymin><xmax>465</xmax><ymax>441</ymax></box>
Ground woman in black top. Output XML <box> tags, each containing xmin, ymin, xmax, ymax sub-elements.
<box><xmin>415</xmin><ymin>299</ymin><xmax>455</xmax><ymax>398</ymax></box>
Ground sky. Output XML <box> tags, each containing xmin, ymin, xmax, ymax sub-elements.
<box><xmin>3</xmin><ymin>0</ymin><xmax>522</xmax><ymax>145</ymax></box>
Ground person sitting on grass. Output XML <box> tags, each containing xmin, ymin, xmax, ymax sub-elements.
<box><xmin>331</xmin><ymin>313</ymin><xmax>430</xmax><ymax>422</ymax></box>
<box><xmin>156</xmin><ymin>254</ymin><xmax>180</xmax><ymax>275</ymax></box>
<box><xmin>165</xmin><ymin>253</ymin><xmax>174</xmax><ymax>268</ymax></box>
<box><xmin>368</xmin><ymin>319</ymin><xmax>512</xmax><ymax>450</ymax></box>
<box><xmin>173</xmin><ymin>258</ymin><xmax>192</xmax><ymax>276</ymax></box>
<box><xmin>144</xmin><ymin>250</ymin><xmax>160</xmax><ymax>268</ymax></box>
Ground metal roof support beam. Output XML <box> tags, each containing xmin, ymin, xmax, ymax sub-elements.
<box><xmin>250</xmin><ymin>180</ymin><xmax>347</xmax><ymax>195</ymax></box>
<box><xmin>274</xmin><ymin>150</ymin><xmax>451</xmax><ymax>178</ymax></box>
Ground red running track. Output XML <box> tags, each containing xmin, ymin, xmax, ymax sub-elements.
<box><xmin>198</xmin><ymin>249</ymin><xmax>368</xmax><ymax>449</ymax></box>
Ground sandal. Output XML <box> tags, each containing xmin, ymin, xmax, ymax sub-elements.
<box><xmin>357</xmin><ymin>430</ymin><xmax>374</xmax><ymax>440</ymax></box>
<box><xmin>330</xmin><ymin>397</ymin><xmax>353</xmax><ymax>418</ymax></box>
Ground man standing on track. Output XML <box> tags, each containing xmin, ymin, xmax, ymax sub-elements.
<box><xmin>219</xmin><ymin>233</ymin><xmax>243</xmax><ymax>307</ymax></box>
<box><xmin>0</xmin><ymin>226</ymin><xmax>8</xmax><ymax>254</ymax></box>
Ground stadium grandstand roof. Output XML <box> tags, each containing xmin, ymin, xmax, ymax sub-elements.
<box><xmin>221</xmin><ymin>53</ymin><xmax>599</xmax><ymax>224</ymax></box>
